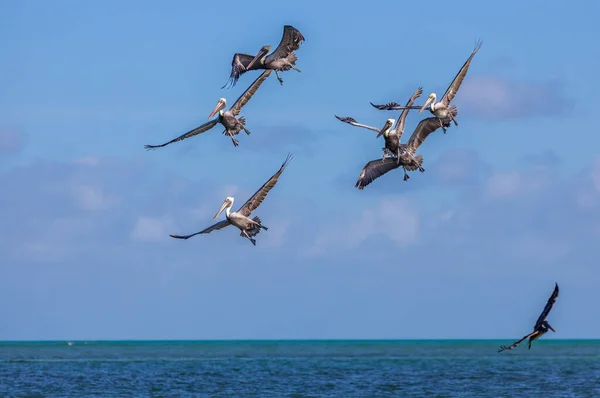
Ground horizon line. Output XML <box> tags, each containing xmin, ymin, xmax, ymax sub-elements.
<box><xmin>2</xmin><ymin>338</ymin><xmax>599</xmax><ymax>343</ymax></box>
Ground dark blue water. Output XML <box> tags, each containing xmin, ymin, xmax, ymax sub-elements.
<box><xmin>1</xmin><ymin>340</ymin><xmax>598</xmax><ymax>397</ymax></box>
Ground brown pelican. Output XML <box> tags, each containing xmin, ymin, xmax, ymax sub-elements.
<box><xmin>370</xmin><ymin>40</ymin><xmax>482</xmax><ymax>133</ymax></box>
<box><xmin>222</xmin><ymin>25</ymin><xmax>305</xmax><ymax>88</ymax></box>
<box><xmin>334</xmin><ymin>114</ymin><xmax>396</xmax><ymax>155</ymax></box>
<box><xmin>169</xmin><ymin>153</ymin><xmax>292</xmax><ymax>246</ymax></box>
<box><xmin>355</xmin><ymin>113</ymin><xmax>457</xmax><ymax>188</ymax></box>
<box><xmin>144</xmin><ymin>70</ymin><xmax>271</xmax><ymax>149</ymax></box>
<box><xmin>498</xmin><ymin>283</ymin><xmax>559</xmax><ymax>353</ymax></box>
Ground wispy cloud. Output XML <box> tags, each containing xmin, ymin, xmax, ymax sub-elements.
<box><xmin>459</xmin><ymin>75</ymin><xmax>574</xmax><ymax>119</ymax></box>
<box><xmin>0</xmin><ymin>127</ymin><xmax>26</xmax><ymax>155</ymax></box>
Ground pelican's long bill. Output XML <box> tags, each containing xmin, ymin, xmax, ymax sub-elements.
<box><xmin>246</xmin><ymin>46</ymin><xmax>270</xmax><ymax>70</ymax></box>
<box><xmin>213</xmin><ymin>199</ymin><xmax>229</xmax><ymax>220</ymax></box>
<box><xmin>547</xmin><ymin>323</ymin><xmax>556</xmax><ymax>332</ymax></box>
<box><xmin>208</xmin><ymin>98</ymin><xmax>226</xmax><ymax>119</ymax></box>
<box><xmin>376</xmin><ymin>119</ymin><xmax>395</xmax><ymax>139</ymax></box>
<box><xmin>419</xmin><ymin>95</ymin><xmax>435</xmax><ymax>114</ymax></box>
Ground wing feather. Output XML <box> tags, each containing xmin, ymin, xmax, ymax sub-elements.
<box><xmin>144</xmin><ymin>119</ymin><xmax>219</xmax><ymax>150</ymax></box>
<box><xmin>238</xmin><ymin>153</ymin><xmax>293</xmax><ymax>217</ymax></box>
<box><xmin>265</xmin><ymin>25</ymin><xmax>305</xmax><ymax>63</ymax></box>
<box><xmin>404</xmin><ymin>117</ymin><xmax>446</xmax><ymax>154</ymax></box>
<box><xmin>222</xmin><ymin>53</ymin><xmax>264</xmax><ymax>89</ymax></box>
<box><xmin>355</xmin><ymin>158</ymin><xmax>402</xmax><ymax>190</ymax></box>
<box><xmin>534</xmin><ymin>283</ymin><xmax>559</xmax><ymax>329</ymax></box>
<box><xmin>169</xmin><ymin>220</ymin><xmax>231</xmax><ymax>240</ymax></box>
<box><xmin>441</xmin><ymin>40</ymin><xmax>483</xmax><ymax>106</ymax></box>
<box><xmin>335</xmin><ymin>115</ymin><xmax>381</xmax><ymax>133</ymax></box>
<box><xmin>394</xmin><ymin>87</ymin><xmax>423</xmax><ymax>141</ymax></box>
<box><xmin>230</xmin><ymin>70</ymin><xmax>272</xmax><ymax>116</ymax></box>
<box><xmin>497</xmin><ymin>331</ymin><xmax>537</xmax><ymax>353</ymax></box>
<box><xmin>370</xmin><ymin>102</ymin><xmax>422</xmax><ymax>111</ymax></box>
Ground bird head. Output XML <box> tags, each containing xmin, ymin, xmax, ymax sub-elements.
<box><xmin>377</xmin><ymin>118</ymin><xmax>395</xmax><ymax>139</ymax></box>
<box><xmin>209</xmin><ymin>98</ymin><xmax>227</xmax><ymax>119</ymax></box>
<box><xmin>214</xmin><ymin>196</ymin><xmax>235</xmax><ymax>220</ymax></box>
<box><xmin>246</xmin><ymin>45</ymin><xmax>271</xmax><ymax>69</ymax></box>
<box><xmin>419</xmin><ymin>93</ymin><xmax>437</xmax><ymax>113</ymax></box>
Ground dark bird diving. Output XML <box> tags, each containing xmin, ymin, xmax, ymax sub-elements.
<box><xmin>497</xmin><ymin>283</ymin><xmax>560</xmax><ymax>353</ymax></box>
<box><xmin>169</xmin><ymin>153</ymin><xmax>293</xmax><ymax>246</ymax></box>
<box><xmin>144</xmin><ymin>70</ymin><xmax>272</xmax><ymax>149</ymax></box>
<box><xmin>222</xmin><ymin>25</ymin><xmax>305</xmax><ymax>88</ymax></box>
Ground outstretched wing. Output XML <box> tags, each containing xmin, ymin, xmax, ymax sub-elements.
<box><xmin>237</xmin><ymin>153</ymin><xmax>293</xmax><ymax>217</ymax></box>
<box><xmin>534</xmin><ymin>283</ymin><xmax>559</xmax><ymax>329</ymax></box>
<box><xmin>144</xmin><ymin>119</ymin><xmax>219</xmax><ymax>150</ymax></box>
<box><xmin>441</xmin><ymin>40</ymin><xmax>483</xmax><ymax>106</ymax></box>
<box><xmin>370</xmin><ymin>102</ymin><xmax>422</xmax><ymax>111</ymax></box>
<box><xmin>265</xmin><ymin>25</ymin><xmax>305</xmax><ymax>64</ymax></box>
<box><xmin>355</xmin><ymin>158</ymin><xmax>402</xmax><ymax>190</ymax></box>
<box><xmin>335</xmin><ymin>115</ymin><xmax>381</xmax><ymax>133</ymax></box>
<box><xmin>230</xmin><ymin>70</ymin><xmax>272</xmax><ymax>116</ymax></box>
<box><xmin>497</xmin><ymin>331</ymin><xmax>537</xmax><ymax>353</ymax></box>
<box><xmin>169</xmin><ymin>220</ymin><xmax>231</xmax><ymax>240</ymax></box>
<box><xmin>393</xmin><ymin>87</ymin><xmax>423</xmax><ymax>140</ymax></box>
<box><xmin>404</xmin><ymin>117</ymin><xmax>446</xmax><ymax>154</ymax></box>
<box><xmin>222</xmin><ymin>53</ymin><xmax>266</xmax><ymax>89</ymax></box>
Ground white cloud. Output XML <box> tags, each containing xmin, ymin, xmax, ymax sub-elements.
<box><xmin>308</xmin><ymin>196</ymin><xmax>419</xmax><ymax>257</ymax></box>
<box><xmin>71</xmin><ymin>184</ymin><xmax>118</xmax><ymax>211</ymax></box>
<box><xmin>460</xmin><ymin>75</ymin><xmax>573</xmax><ymax>119</ymax></box>
<box><xmin>130</xmin><ymin>215</ymin><xmax>175</xmax><ymax>243</ymax></box>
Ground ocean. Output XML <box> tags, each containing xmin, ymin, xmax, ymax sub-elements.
<box><xmin>1</xmin><ymin>340</ymin><xmax>598</xmax><ymax>397</ymax></box>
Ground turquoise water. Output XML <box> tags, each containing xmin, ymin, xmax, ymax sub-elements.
<box><xmin>1</xmin><ymin>340</ymin><xmax>598</xmax><ymax>396</ymax></box>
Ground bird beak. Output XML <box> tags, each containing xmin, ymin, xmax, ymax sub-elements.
<box><xmin>208</xmin><ymin>100</ymin><xmax>225</xmax><ymax>119</ymax></box>
<box><xmin>547</xmin><ymin>324</ymin><xmax>556</xmax><ymax>332</ymax></box>
<box><xmin>419</xmin><ymin>97</ymin><xmax>433</xmax><ymax>114</ymax></box>
<box><xmin>376</xmin><ymin>120</ymin><xmax>393</xmax><ymax>139</ymax></box>
<box><xmin>213</xmin><ymin>200</ymin><xmax>229</xmax><ymax>220</ymax></box>
<box><xmin>246</xmin><ymin>47</ymin><xmax>268</xmax><ymax>70</ymax></box>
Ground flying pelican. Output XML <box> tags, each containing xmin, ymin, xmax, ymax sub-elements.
<box><xmin>355</xmin><ymin>112</ymin><xmax>457</xmax><ymax>188</ymax></box>
<box><xmin>336</xmin><ymin>87</ymin><xmax>425</xmax><ymax>162</ymax></box>
<box><xmin>169</xmin><ymin>153</ymin><xmax>293</xmax><ymax>246</ymax></box>
<box><xmin>370</xmin><ymin>40</ymin><xmax>482</xmax><ymax>133</ymax></box>
<box><xmin>498</xmin><ymin>283</ymin><xmax>559</xmax><ymax>353</ymax></box>
<box><xmin>144</xmin><ymin>70</ymin><xmax>271</xmax><ymax>149</ymax></box>
<box><xmin>222</xmin><ymin>25</ymin><xmax>305</xmax><ymax>88</ymax></box>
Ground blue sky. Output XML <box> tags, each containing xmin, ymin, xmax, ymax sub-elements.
<box><xmin>1</xmin><ymin>0</ymin><xmax>600</xmax><ymax>340</ymax></box>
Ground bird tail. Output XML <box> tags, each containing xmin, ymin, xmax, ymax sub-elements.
<box><xmin>404</xmin><ymin>155</ymin><xmax>423</xmax><ymax>171</ymax></box>
<box><xmin>241</xmin><ymin>216</ymin><xmax>267</xmax><ymax>239</ymax></box>
<box><xmin>448</xmin><ymin>105</ymin><xmax>459</xmax><ymax>126</ymax></box>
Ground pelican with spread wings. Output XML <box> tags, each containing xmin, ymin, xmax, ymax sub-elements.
<box><xmin>498</xmin><ymin>283</ymin><xmax>560</xmax><ymax>353</ymax></box>
<box><xmin>169</xmin><ymin>153</ymin><xmax>292</xmax><ymax>246</ymax></box>
<box><xmin>335</xmin><ymin>87</ymin><xmax>426</xmax><ymax>162</ymax></box>
<box><xmin>222</xmin><ymin>25</ymin><xmax>305</xmax><ymax>88</ymax></box>
<box><xmin>371</xmin><ymin>40</ymin><xmax>482</xmax><ymax>133</ymax></box>
<box><xmin>355</xmin><ymin>111</ymin><xmax>457</xmax><ymax>189</ymax></box>
<box><xmin>144</xmin><ymin>70</ymin><xmax>271</xmax><ymax>149</ymax></box>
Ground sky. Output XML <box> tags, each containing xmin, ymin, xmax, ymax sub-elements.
<box><xmin>1</xmin><ymin>0</ymin><xmax>600</xmax><ymax>340</ymax></box>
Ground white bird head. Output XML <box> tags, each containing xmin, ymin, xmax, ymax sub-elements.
<box><xmin>376</xmin><ymin>118</ymin><xmax>395</xmax><ymax>139</ymax></box>
<box><xmin>419</xmin><ymin>93</ymin><xmax>437</xmax><ymax>114</ymax></box>
<box><xmin>209</xmin><ymin>98</ymin><xmax>227</xmax><ymax>119</ymax></box>
<box><xmin>214</xmin><ymin>196</ymin><xmax>235</xmax><ymax>220</ymax></box>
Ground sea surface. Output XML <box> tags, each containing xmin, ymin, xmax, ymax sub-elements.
<box><xmin>1</xmin><ymin>340</ymin><xmax>599</xmax><ymax>397</ymax></box>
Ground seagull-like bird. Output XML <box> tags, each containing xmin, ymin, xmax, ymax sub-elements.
<box><xmin>370</xmin><ymin>40</ymin><xmax>482</xmax><ymax>133</ymax></box>
<box><xmin>222</xmin><ymin>25</ymin><xmax>305</xmax><ymax>88</ymax></box>
<box><xmin>144</xmin><ymin>70</ymin><xmax>271</xmax><ymax>149</ymax></box>
<box><xmin>169</xmin><ymin>153</ymin><xmax>293</xmax><ymax>246</ymax></box>
<box><xmin>497</xmin><ymin>283</ymin><xmax>559</xmax><ymax>353</ymax></box>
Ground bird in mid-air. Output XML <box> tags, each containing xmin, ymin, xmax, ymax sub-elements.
<box><xmin>222</xmin><ymin>25</ymin><xmax>305</xmax><ymax>88</ymax></box>
<box><xmin>144</xmin><ymin>70</ymin><xmax>271</xmax><ymax>149</ymax></box>
<box><xmin>497</xmin><ymin>283</ymin><xmax>560</xmax><ymax>353</ymax></box>
<box><xmin>169</xmin><ymin>153</ymin><xmax>293</xmax><ymax>246</ymax></box>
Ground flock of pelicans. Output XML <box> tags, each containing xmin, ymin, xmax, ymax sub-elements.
<box><xmin>143</xmin><ymin>26</ymin><xmax>560</xmax><ymax>352</ymax></box>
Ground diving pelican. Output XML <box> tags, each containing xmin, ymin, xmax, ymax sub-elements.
<box><xmin>498</xmin><ymin>283</ymin><xmax>559</xmax><ymax>353</ymax></box>
<box><xmin>337</xmin><ymin>87</ymin><xmax>425</xmax><ymax>162</ymax></box>
<box><xmin>144</xmin><ymin>70</ymin><xmax>271</xmax><ymax>149</ymax></box>
<box><xmin>169</xmin><ymin>153</ymin><xmax>293</xmax><ymax>246</ymax></box>
<box><xmin>355</xmin><ymin>112</ymin><xmax>457</xmax><ymax>188</ymax></box>
<box><xmin>370</xmin><ymin>40</ymin><xmax>482</xmax><ymax>133</ymax></box>
<box><xmin>222</xmin><ymin>25</ymin><xmax>305</xmax><ymax>88</ymax></box>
